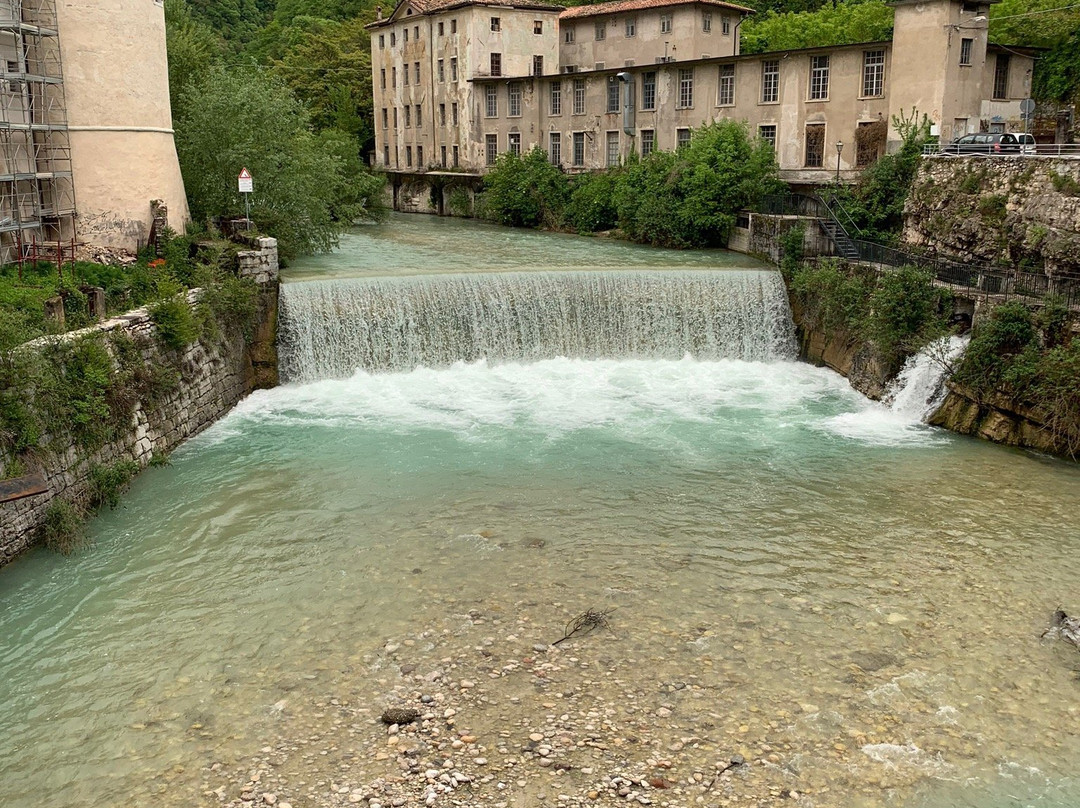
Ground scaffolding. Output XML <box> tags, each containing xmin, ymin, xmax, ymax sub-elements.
<box><xmin>0</xmin><ymin>0</ymin><xmax>74</xmax><ymax>265</ymax></box>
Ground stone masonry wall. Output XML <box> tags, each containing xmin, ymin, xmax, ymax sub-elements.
<box><xmin>903</xmin><ymin>157</ymin><xmax>1080</xmax><ymax>275</ymax></box>
<box><xmin>0</xmin><ymin>239</ymin><xmax>279</xmax><ymax>566</ymax></box>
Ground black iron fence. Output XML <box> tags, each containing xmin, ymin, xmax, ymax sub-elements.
<box><xmin>752</xmin><ymin>194</ymin><xmax>1080</xmax><ymax>309</ymax></box>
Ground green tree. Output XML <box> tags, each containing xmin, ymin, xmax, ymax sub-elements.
<box><xmin>174</xmin><ymin>66</ymin><xmax>382</xmax><ymax>257</ymax></box>
<box><xmin>482</xmin><ymin>148</ymin><xmax>570</xmax><ymax>228</ymax></box>
<box><xmin>990</xmin><ymin>0</ymin><xmax>1080</xmax><ymax>104</ymax></box>
<box><xmin>741</xmin><ymin>0</ymin><xmax>894</xmax><ymax>54</ymax></box>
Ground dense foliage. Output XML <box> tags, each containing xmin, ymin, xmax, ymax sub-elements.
<box><xmin>165</xmin><ymin>0</ymin><xmax>385</xmax><ymax>257</ymax></box>
<box><xmin>481</xmin><ymin>121</ymin><xmax>782</xmax><ymax>248</ymax></box>
<box><xmin>990</xmin><ymin>0</ymin><xmax>1080</xmax><ymax>105</ymax></box>
<box><xmin>741</xmin><ymin>0</ymin><xmax>894</xmax><ymax>54</ymax></box>
<box><xmin>953</xmin><ymin>300</ymin><xmax>1080</xmax><ymax>456</ymax></box>
<box><xmin>787</xmin><ymin>260</ymin><xmax>953</xmax><ymax>367</ymax></box>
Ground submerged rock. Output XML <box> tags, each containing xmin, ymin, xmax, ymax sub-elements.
<box><xmin>381</xmin><ymin>706</ymin><xmax>420</xmax><ymax>725</ymax></box>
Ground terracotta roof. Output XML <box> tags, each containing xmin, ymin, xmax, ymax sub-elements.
<box><xmin>560</xmin><ymin>0</ymin><xmax>753</xmax><ymax>21</ymax></box>
<box><xmin>367</xmin><ymin>0</ymin><xmax>562</xmax><ymax>27</ymax></box>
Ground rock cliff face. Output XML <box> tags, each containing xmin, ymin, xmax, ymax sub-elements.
<box><xmin>903</xmin><ymin>157</ymin><xmax>1080</xmax><ymax>275</ymax></box>
<box><xmin>789</xmin><ymin>298</ymin><xmax>892</xmax><ymax>400</ymax></box>
<box><xmin>929</xmin><ymin>383</ymin><xmax>1075</xmax><ymax>459</ymax></box>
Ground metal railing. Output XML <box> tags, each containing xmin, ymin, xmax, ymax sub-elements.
<box><xmin>923</xmin><ymin>143</ymin><xmax>1080</xmax><ymax>157</ymax></box>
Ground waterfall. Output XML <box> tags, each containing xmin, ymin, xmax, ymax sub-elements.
<box><xmin>886</xmin><ymin>335</ymin><xmax>969</xmax><ymax>422</ymax></box>
<box><xmin>278</xmin><ymin>270</ymin><xmax>797</xmax><ymax>382</ymax></box>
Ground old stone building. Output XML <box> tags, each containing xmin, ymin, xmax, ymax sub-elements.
<box><xmin>369</xmin><ymin>0</ymin><xmax>1034</xmax><ymax>192</ymax></box>
<box><xmin>0</xmin><ymin>0</ymin><xmax>188</xmax><ymax>262</ymax></box>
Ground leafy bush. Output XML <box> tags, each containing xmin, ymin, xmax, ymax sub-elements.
<box><xmin>151</xmin><ymin>295</ymin><xmax>200</xmax><ymax>351</ymax></box>
<box><xmin>779</xmin><ymin>224</ymin><xmax>806</xmax><ymax>279</ymax></box>
<box><xmin>482</xmin><ymin>147</ymin><xmax>570</xmax><ymax>228</ymax></box>
<box><xmin>563</xmin><ymin>170</ymin><xmax>620</xmax><ymax>233</ymax></box>
<box><xmin>87</xmin><ymin>460</ymin><xmax>139</xmax><ymax>510</ymax></box>
<box><xmin>38</xmin><ymin>498</ymin><xmax>87</xmax><ymax>556</ymax></box>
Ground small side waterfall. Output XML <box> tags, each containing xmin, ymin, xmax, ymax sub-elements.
<box><xmin>278</xmin><ymin>270</ymin><xmax>797</xmax><ymax>382</ymax></box>
<box><xmin>886</xmin><ymin>335</ymin><xmax>969</xmax><ymax>422</ymax></box>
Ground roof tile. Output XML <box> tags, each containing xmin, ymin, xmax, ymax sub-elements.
<box><xmin>560</xmin><ymin>0</ymin><xmax>753</xmax><ymax>21</ymax></box>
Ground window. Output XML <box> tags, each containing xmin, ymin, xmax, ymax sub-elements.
<box><xmin>722</xmin><ymin>16</ymin><xmax>730</xmax><ymax>35</ymax></box>
<box><xmin>415</xmin><ymin>25</ymin><xmax>419</xmax><ymax>39</ymax></box>
<box><xmin>573</xmin><ymin>78</ymin><xmax>586</xmax><ymax>114</ymax></box>
<box><xmin>452</xmin><ymin>102</ymin><xmax>458</xmax><ymax>125</ymax></box>
<box><xmin>606</xmin><ymin>131</ymin><xmax>619</xmax><ymax>166</ymax></box>
<box><xmin>676</xmin><ymin>128</ymin><xmax>691</xmax><ymax>150</ymax></box>
<box><xmin>856</xmin><ymin>120</ymin><xmax>882</xmax><ymax>166</ymax></box>
<box><xmin>758</xmin><ymin>124</ymin><xmax>776</xmax><ymax>150</ymax></box>
<box><xmin>660</xmin><ymin>14</ymin><xmax>672</xmax><ymax>34</ymax></box>
<box><xmin>625</xmin><ymin>17</ymin><xmax>636</xmax><ymax>37</ymax></box>
<box><xmin>572</xmin><ymin>131</ymin><xmax>585</xmax><ymax>166</ymax></box>
<box><xmin>417</xmin><ymin>144</ymin><xmax>423</xmax><ymax>166</ymax></box>
<box><xmin>702</xmin><ymin>12</ymin><xmax>712</xmax><ymax>32</ymax></box>
<box><xmin>718</xmin><ymin>64</ymin><xmax>735</xmax><ymax>106</ymax></box>
<box><xmin>439</xmin><ymin>103</ymin><xmax>446</xmax><ymax>125</ymax></box>
<box><xmin>549</xmin><ymin>132</ymin><xmax>562</xmax><ymax>165</ymax></box>
<box><xmin>641</xmin><ymin>71</ymin><xmax>656</xmax><ymax>110</ymax></box>
<box><xmin>406</xmin><ymin>145</ymin><xmax>412</xmax><ymax>166</ymax></box>
<box><xmin>451</xmin><ymin>57</ymin><xmax>458</xmax><ymax>81</ymax></box>
<box><xmin>414</xmin><ymin>62</ymin><xmax>420</xmax><ymax>84</ymax></box>
<box><xmin>451</xmin><ymin>19</ymin><xmax>457</xmax><ymax>34</ymax></box>
<box><xmin>607</xmin><ymin>78</ymin><xmax>620</xmax><ymax>113</ymax></box>
<box><xmin>415</xmin><ymin>104</ymin><xmax>422</xmax><ymax>127</ymax></box>
<box><xmin>390</xmin><ymin>32</ymin><xmax>396</xmax><ymax>46</ymax></box>
<box><xmin>486</xmin><ymin>134</ymin><xmax>498</xmax><ymax>165</ymax></box>
<box><xmin>491</xmin><ymin>17</ymin><xmax>500</xmax><ymax>31</ymax></box>
<box><xmin>453</xmin><ymin>145</ymin><xmax>459</xmax><ymax>166</ymax></box>
<box><xmin>565</xmin><ymin>27</ymin><xmax>575</xmax><ymax>44</ymax></box>
<box><xmin>381</xmin><ymin>68</ymin><xmax>386</xmax><ymax>90</ymax></box>
<box><xmin>640</xmin><ymin>129</ymin><xmax>654</xmax><ymax>156</ymax></box>
<box><xmin>438</xmin><ymin>21</ymin><xmax>444</xmax><ymax>36</ymax></box>
<box><xmin>405</xmin><ymin>105</ymin><xmax>411</xmax><ymax>127</ymax></box>
<box><xmin>550</xmin><ymin>80</ymin><xmax>562</xmax><ymax>115</ymax></box>
<box><xmin>441</xmin><ymin>145</ymin><xmax>447</xmax><ymax>166</ymax></box>
<box><xmin>862</xmin><ymin>50</ymin><xmax>885</xmax><ymax>97</ymax></box>
<box><xmin>804</xmin><ymin>123</ymin><xmax>825</xmax><ymax>167</ymax></box>
<box><xmin>508</xmin><ymin>132</ymin><xmax>521</xmax><ymax>156</ymax></box>
<box><xmin>383</xmin><ymin>144</ymin><xmax>389</xmax><ymax>165</ymax></box>
<box><xmin>403</xmin><ymin>65</ymin><xmax>409</xmax><ymax>86</ymax></box>
<box><xmin>508</xmin><ymin>82</ymin><xmax>522</xmax><ymax>116</ymax></box>
<box><xmin>993</xmin><ymin>53</ymin><xmax>1010</xmax><ymax>99</ymax></box>
<box><xmin>485</xmin><ymin>85</ymin><xmax>498</xmax><ymax>117</ymax></box>
<box><xmin>394</xmin><ymin>107</ymin><xmax>398</xmax><ymax>127</ymax></box>
<box><xmin>403</xmin><ymin>28</ymin><xmax>408</xmax><ymax>42</ymax></box>
<box><xmin>438</xmin><ymin>59</ymin><xmax>444</xmax><ymax>82</ymax></box>
<box><xmin>960</xmin><ymin>37</ymin><xmax>973</xmax><ymax>66</ymax></box>
<box><xmin>379</xmin><ymin>34</ymin><xmax>385</xmax><ymax>49</ymax></box>
<box><xmin>533</xmin><ymin>55</ymin><xmax>544</xmax><ymax>76</ymax></box>
<box><xmin>761</xmin><ymin>60</ymin><xmax>779</xmax><ymax>103</ymax></box>
<box><xmin>382</xmin><ymin>108</ymin><xmax>388</xmax><ymax>128</ymax></box>
<box><xmin>595</xmin><ymin>21</ymin><xmax>606</xmax><ymax>40</ymax></box>
<box><xmin>534</xmin><ymin>20</ymin><xmax>543</xmax><ymax>34</ymax></box>
<box><xmin>678</xmin><ymin>68</ymin><xmax>694</xmax><ymax>108</ymax></box>
<box><xmin>490</xmin><ymin>53</ymin><xmax>502</xmax><ymax>76</ymax></box>
<box><xmin>392</xmin><ymin>66</ymin><xmax>397</xmax><ymax>86</ymax></box>
<box><xmin>809</xmin><ymin>55</ymin><xmax>829</xmax><ymax>100</ymax></box>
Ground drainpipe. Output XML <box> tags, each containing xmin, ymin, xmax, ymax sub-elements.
<box><xmin>733</xmin><ymin>13</ymin><xmax>747</xmax><ymax>57</ymax></box>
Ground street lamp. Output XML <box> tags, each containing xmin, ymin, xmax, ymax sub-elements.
<box><xmin>835</xmin><ymin>140</ymin><xmax>844</xmax><ymax>183</ymax></box>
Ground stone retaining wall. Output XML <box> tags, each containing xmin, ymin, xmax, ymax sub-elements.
<box><xmin>0</xmin><ymin>238</ymin><xmax>280</xmax><ymax>566</ymax></box>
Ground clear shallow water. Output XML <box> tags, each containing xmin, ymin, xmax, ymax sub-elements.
<box><xmin>2</xmin><ymin>217</ymin><xmax>1079</xmax><ymax>808</ymax></box>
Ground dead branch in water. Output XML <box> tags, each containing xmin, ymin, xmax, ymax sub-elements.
<box><xmin>553</xmin><ymin>607</ymin><xmax>617</xmax><ymax>646</ymax></box>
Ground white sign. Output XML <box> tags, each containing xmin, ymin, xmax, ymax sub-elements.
<box><xmin>238</xmin><ymin>167</ymin><xmax>254</xmax><ymax>194</ymax></box>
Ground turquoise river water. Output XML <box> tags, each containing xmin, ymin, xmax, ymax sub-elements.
<box><xmin>1</xmin><ymin>215</ymin><xmax>1079</xmax><ymax>808</ymax></box>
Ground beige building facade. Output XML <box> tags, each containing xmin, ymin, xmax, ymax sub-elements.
<box><xmin>369</xmin><ymin>0</ymin><xmax>1035</xmax><ymax>186</ymax></box>
<box><xmin>0</xmin><ymin>0</ymin><xmax>188</xmax><ymax>262</ymax></box>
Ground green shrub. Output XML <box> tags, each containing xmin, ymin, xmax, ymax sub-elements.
<box><xmin>87</xmin><ymin>460</ymin><xmax>139</xmax><ymax>510</ymax></box>
<box><xmin>563</xmin><ymin>170</ymin><xmax>620</xmax><ymax>233</ymax></box>
<box><xmin>789</xmin><ymin>260</ymin><xmax>874</xmax><ymax>336</ymax></box>
<box><xmin>151</xmin><ymin>295</ymin><xmax>200</xmax><ymax>351</ymax></box>
<box><xmin>779</xmin><ymin>224</ymin><xmax>806</xmax><ymax>279</ymax></box>
<box><xmin>447</xmin><ymin>186</ymin><xmax>473</xmax><ymax>217</ymax></box>
<box><xmin>977</xmin><ymin>194</ymin><xmax>1007</xmax><ymax>222</ymax></box>
<box><xmin>865</xmin><ymin>266</ymin><xmax>952</xmax><ymax>363</ymax></box>
<box><xmin>38</xmin><ymin>498</ymin><xmax>87</xmax><ymax>556</ymax></box>
<box><xmin>1050</xmin><ymin>171</ymin><xmax>1080</xmax><ymax>197</ymax></box>
<box><xmin>481</xmin><ymin>147</ymin><xmax>570</xmax><ymax>228</ymax></box>
<box><xmin>204</xmin><ymin>274</ymin><xmax>258</xmax><ymax>337</ymax></box>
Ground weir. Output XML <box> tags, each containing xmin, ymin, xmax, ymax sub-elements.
<box><xmin>278</xmin><ymin>269</ymin><xmax>797</xmax><ymax>382</ymax></box>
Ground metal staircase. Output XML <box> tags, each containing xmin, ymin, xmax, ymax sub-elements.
<box><xmin>816</xmin><ymin>193</ymin><xmax>862</xmax><ymax>261</ymax></box>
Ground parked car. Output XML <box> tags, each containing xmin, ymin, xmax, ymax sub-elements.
<box><xmin>940</xmin><ymin>133</ymin><xmax>1037</xmax><ymax>156</ymax></box>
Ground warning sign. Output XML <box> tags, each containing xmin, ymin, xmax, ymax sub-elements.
<box><xmin>238</xmin><ymin>167</ymin><xmax>254</xmax><ymax>194</ymax></box>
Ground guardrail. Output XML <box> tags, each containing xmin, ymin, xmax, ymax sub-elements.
<box><xmin>923</xmin><ymin>143</ymin><xmax>1080</xmax><ymax>157</ymax></box>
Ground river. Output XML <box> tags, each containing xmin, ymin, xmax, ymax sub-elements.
<box><xmin>1</xmin><ymin>214</ymin><xmax>1078</xmax><ymax>808</ymax></box>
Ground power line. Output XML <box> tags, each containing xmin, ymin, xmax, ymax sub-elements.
<box><xmin>990</xmin><ymin>3</ymin><xmax>1080</xmax><ymax>22</ymax></box>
